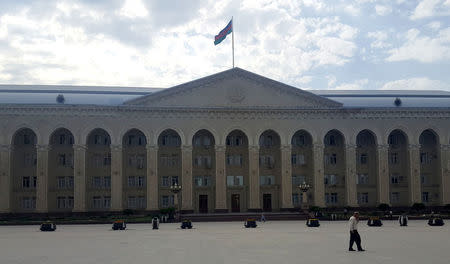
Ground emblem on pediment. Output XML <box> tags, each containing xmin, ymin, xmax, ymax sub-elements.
<box><xmin>226</xmin><ymin>86</ymin><xmax>246</xmax><ymax>103</ymax></box>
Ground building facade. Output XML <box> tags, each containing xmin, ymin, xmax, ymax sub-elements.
<box><xmin>0</xmin><ymin>68</ymin><xmax>449</xmax><ymax>214</ymax></box>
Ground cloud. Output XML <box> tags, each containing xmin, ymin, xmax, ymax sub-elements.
<box><xmin>381</xmin><ymin>78</ymin><xmax>450</xmax><ymax>91</ymax></box>
<box><xmin>375</xmin><ymin>5</ymin><xmax>392</xmax><ymax>16</ymax></box>
<box><xmin>333</xmin><ymin>79</ymin><xmax>369</xmax><ymax>90</ymax></box>
<box><xmin>368</xmin><ymin>30</ymin><xmax>391</xmax><ymax>49</ymax></box>
<box><xmin>386</xmin><ymin>28</ymin><xmax>450</xmax><ymax>63</ymax></box>
<box><xmin>410</xmin><ymin>0</ymin><xmax>450</xmax><ymax>20</ymax></box>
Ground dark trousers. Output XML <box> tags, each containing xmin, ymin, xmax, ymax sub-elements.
<box><xmin>349</xmin><ymin>230</ymin><xmax>363</xmax><ymax>250</ymax></box>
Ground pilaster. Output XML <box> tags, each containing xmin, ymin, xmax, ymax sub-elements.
<box><xmin>73</xmin><ymin>144</ymin><xmax>87</xmax><ymax>212</ymax></box>
<box><xmin>248</xmin><ymin>145</ymin><xmax>260</xmax><ymax>210</ymax></box>
<box><xmin>111</xmin><ymin>144</ymin><xmax>123</xmax><ymax>211</ymax></box>
<box><xmin>312</xmin><ymin>143</ymin><xmax>325</xmax><ymax>207</ymax></box>
<box><xmin>0</xmin><ymin>145</ymin><xmax>12</xmax><ymax>213</ymax></box>
<box><xmin>215</xmin><ymin>145</ymin><xmax>227</xmax><ymax>211</ymax></box>
<box><xmin>376</xmin><ymin>144</ymin><xmax>390</xmax><ymax>205</ymax></box>
<box><xmin>280</xmin><ymin>145</ymin><xmax>293</xmax><ymax>209</ymax></box>
<box><xmin>408</xmin><ymin>144</ymin><xmax>421</xmax><ymax>205</ymax></box>
<box><xmin>181</xmin><ymin>145</ymin><xmax>193</xmax><ymax>211</ymax></box>
<box><xmin>146</xmin><ymin>145</ymin><xmax>159</xmax><ymax>211</ymax></box>
<box><xmin>345</xmin><ymin>144</ymin><xmax>358</xmax><ymax>207</ymax></box>
<box><xmin>36</xmin><ymin>144</ymin><xmax>50</xmax><ymax>213</ymax></box>
<box><xmin>440</xmin><ymin>144</ymin><xmax>450</xmax><ymax>205</ymax></box>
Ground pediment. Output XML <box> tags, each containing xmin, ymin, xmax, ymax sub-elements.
<box><xmin>125</xmin><ymin>68</ymin><xmax>342</xmax><ymax>109</ymax></box>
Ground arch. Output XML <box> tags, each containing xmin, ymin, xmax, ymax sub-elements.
<box><xmin>86</xmin><ymin>128</ymin><xmax>112</xmax><ymax>146</ymax></box>
<box><xmin>122</xmin><ymin>128</ymin><xmax>148</xmax><ymax>146</ymax></box>
<box><xmin>419</xmin><ymin>129</ymin><xmax>440</xmax><ymax>146</ymax></box>
<box><xmin>225</xmin><ymin>129</ymin><xmax>250</xmax><ymax>146</ymax></box>
<box><xmin>82</xmin><ymin>125</ymin><xmax>114</xmax><ymax>146</ymax></box>
<box><xmin>9</xmin><ymin>125</ymin><xmax>40</xmax><ymax>145</ymax></box>
<box><xmin>255</xmin><ymin>128</ymin><xmax>283</xmax><ymax>147</ymax></box>
<box><xmin>387</xmin><ymin>129</ymin><xmax>409</xmax><ymax>146</ymax></box>
<box><xmin>154</xmin><ymin>127</ymin><xmax>185</xmax><ymax>146</ymax></box>
<box><xmin>11</xmin><ymin>127</ymin><xmax>38</xmax><ymax>146</ymax></box>
<box><xmin>222</xmin><ymin>126</ymin><xmax>251</xmax><ymax>146</ymax></box>
<box><xmin>157</xmin><ymin>129</ymin><xmax>182</xmax><ymax>147</ymax></box>
<box><xmin>323</xmin><ymin>129</ymin><xmax>346</xmax><ymax>146</ymax></box>
<box><xmin>356</xmin><ymin>129</ymin><xmax>377</xmax><ymax>147</ymax></box>
<box><xmin>287</xmin><ymin>127</ymin><xmax>317</xmax><ymax>146</ymax></box>
<box><xmin>291</xmin><ymin>129</ymin><xmax>313</xmax><ymax>147</ymax></box>
<box><xmin>49</xmin><ymin>127</ymin><xmax>75</xmax><ymax>145</ymax></box>
<box><xmin>384</xmin><ymin>126</ymin><xmax>412</xmax><ymax>145</ymax></box>
<box><xmin>118</xmin><ymin>126</ymin><xmax>152</xmax><ymax>146</ymax></box>
<box><xmin>190</xmin><ymin>128</ymin><xmax>218</xmax><ymax>147</ymax></box>
<box><xmin>258</xmin><ymin>129</ymin><xmax>282</xmax><ymax>147</ymax></box>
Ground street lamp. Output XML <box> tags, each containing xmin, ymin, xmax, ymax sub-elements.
<box><xmin>298</xmin><ymin>181</ymin><xmax>311</xmax><ymax>209</ymax></box>
<box><xmin>170</xmin><ymin>182</ymin><xmax>182</xmax><ymax>222</ymax></box>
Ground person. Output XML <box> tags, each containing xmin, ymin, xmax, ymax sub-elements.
<box><xmin>261</xmin><ymin>213</ymin><xmax>266</xmax><ymax>222</ymax></box>
<box><xmin>348</xmin><ymin>212</ymin><xmax>365</xmax><ymax>252</ymax></box>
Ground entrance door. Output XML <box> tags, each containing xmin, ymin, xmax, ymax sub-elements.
<box><xmin>231</xmin><ymin>194</ymin><xmax>240</xmax><ymax>212</ymax></box>
<box><xmin>199</xmin><ymin>195</ymin><xmax>208</xmax><ymax>213</ymax></box>
<box><xmin>263</xmin><ymin>194</ymin><xmax>272</xmax><ymax>212</ymax></box>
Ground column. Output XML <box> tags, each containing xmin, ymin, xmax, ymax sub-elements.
<box><xmin>215</xmin><ymin>145</ymin><xmax>227</xmax><ymax>212</ymax></box>
<box><xmin>376</xmin><ymin>144</ymin><xmax>390</xmax><ymax>205</ymax></box>
<box><xmin>36</xmin><ymin>144</ymin><xmax>50</xmax><ymax>213</ymax></box>
<box><xmin>408</xmin><ymin>144</ymin><xmax>421</xmax><ymax>205</ymax></box>
<box><xmin>345</xmin><ymin>144</ymin><xmax>358</xmax><ymax>207</ymax></box>
<box><xmin>0</xmin><ymin>145</ymin><xmax>12</xmax><ymax>212</ymax></box>
<box><xmin>312</xmin><ymin>143</ymin><xmax>325</xmax><ymax>207</ymax></box>
<box><xmin>440</xmin><ymin>144</ymin><xmax>450</xmax><ymax>205</ymax></box>
<box><xmin>146</xmin><ymin>145</ymin><xmax>159</xmax><ymax>211</ymax></box>
<box><xmin>181</xmin><ymin>145</ymin><xmax>193</xmax><ymax>212</ymax></box>
<box><xmin>280</xmin><ymin>144</ymin><xmax>293</xmax><ymax>210</ymax></box>
<box><xmin>248</xmin><ymin>145</ymin><xmax>260</xmax><ymax>210</ymax></box>
<box><xmin>73</xmin><ymin>144</ymin><xmax>87</xmax><ymax>212</ymax></box>
<box><xmin>110</xmin><ymin>144</ymin><xmax>123</xmax><ymax>211</ymax></box>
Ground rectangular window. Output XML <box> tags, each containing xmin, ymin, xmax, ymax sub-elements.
<box><xmin>359</xmin><ymin>153</ymin><xmax>368</xmax><ymax>164</ymax></box>
<box><xmin>137</xmin><ymin>176</ymin><xmax>145</xmax><ymax>187</ymax></box>
<box><xmin>93</xmin><ymin>196</ymin><xmax>102</xmax><ymax>208</ymax></box>
<box><xmin>391</xmin><ymin>174</ymin><xmax>399</xmax><ymax>184</ymax></box>
<box><xmin>357</xmin><ymin>174</ymin><xmax>369</xmax><ymax>185</ymax></box>
<box><xmin>103</xmin><ymin>196</ymin><xmax>111</xmax><ymax>208</ymax></box>
<box><xmin>104</xmin><ymin>177</ymin><xmax>111</xmax><ymax>188</ymax></box>
<box><xmin>204</xmin><ymin>156</ymin><xmax>212</xmax><ymax>169</ymax></box>
<box><xmin>171</xmin><ymin>176</ymin><xmax>179</xmax><ymax>186</ymax></box>
<box><xmin>68</xmin><ymin>176</ymin><xmax>74</xmax><ymax>188</ymax></box>
<box><xmin>331</xmin><ymin>193</ymin><xmax>338</xmax><ymax>204</ymax></box>
<box><xmin>58</xmin><ymin>154</ymin><xmax>66</xmax><ymax>166</ymax></box>
<box><xmin>162</xmin><ymin>176</ymin><xmax>169</xmax><ymax>187</ymax></box>
<box><xmin>420</xmin><ymin>152</ymin><xmax>431</xmax><ymax>164</ymax></box>
<box><xmin>128</xmin><ymin>196</ymin><xmax>136</xmax><ymax>208</ymax></box>
<box><xmin>67</xmin><ymin>154</ymin><xmax>73</xmax><ymax>167</ymax></box>
<box><xmin>68</xmin><ymin>196</ymin><xmax>74</xmax><ymax>208</ymax></box>
<box><xmin>292</xmin><ymin>154</ymin><xmax>306</xmax><ymax>166</ymax></box>
<box><xmin>357</xmin><ymin>192</ymin><xmax>369</xmax><ymax>204</ymax></box>
<box><xmin>292</xmin><ymin>175</ymin><xmax>306</xmax><ymax>186</ymax></box>
<box><xmin>137</xmin><ymin>196</ymin><xmax>145</xmax><ymax>208</ymax></box>
<box><xmin>227</xmin><ymin>176</ymin><xmax>234</xmax><ymax>186</ymax></box>
<box><xmin>391</xmin><ymin>192</ymin><xmax>400</xmax><ymax>203</ymax></box>
<box><xmin>32</xmin><ymin>176</ymin><xmax>37</xmax><ymax>188</ymax></box>
<box><xmin>93</xmin><ymin>155</ymin><xmax>102</xmax><ymax>168</ymax></box>
<box><xmin>162</xmin><ymin>196</ymin><xmax>169</xmax><ymax>208</ymax></box>
<box><xmin>292</xmin><ymin>193</ymin><xmax>299</xmax><ymax>206</ymax></box>
<box><xmin>93</xmin><ymin>177</ymin><xmax>102</xmax><ymax>188</ymax></box>
<box><xmin>137</xmin><ymin>155</ymin><xmax>145</xmax><ymax>169</ymax></box>
<box><xmin>325</xmin><ymin>174</ymin><xmax>337</xmax><ymax>185</ymax></box>
<box><xmin>194</xmin><ymin>176</ymin><xmax>203</xmax><ymax>187</ymax></box>
<box><xmin>128</xmin><ymin>176</ymin><xmax>136</xmax><ymax>187</ymax></box>
<box><xmin>422</xmin><ymin>192</ymin><xmax>429</xmax><ymax>203</ymax></box>
<box><xmin>389</xmin><ymin>153</ymin><xmax>398</xmax><ymax>164</ymax></box>
<box><xmin>57</xmin><ymin>196</ymin><xmax>66</xmax><ymax>209</ymax></box>
<box><xmin>260</xmin><ymin>175</ymin><xmax>275</xmax><ymax>185</ymax></box>
<box><xmin>58</xmin><ymin>176</ymin><xmax>66</xmax><ymax>189</ymax></box>
<box><xmin>22</xmin><ymin>176</ymin><xmax>30</xmax><ymax>188</ymax></box>
<box><xmin>103</xmin><ymin>154</ymin><xmax>111</xmax><ymax>166</ymax></box>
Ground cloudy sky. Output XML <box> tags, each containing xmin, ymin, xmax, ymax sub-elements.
<box><xmin>0</xmin><ymin>0</ymin><xmax>449</xmax><ymax>91</ymax></box>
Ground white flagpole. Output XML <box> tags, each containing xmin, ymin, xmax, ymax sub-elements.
<box><xmin>232</xmin><ymin>17</ymin><xmax>234</xmax><ymax>68</ymax></box>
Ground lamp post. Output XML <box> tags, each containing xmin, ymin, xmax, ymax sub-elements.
<box><xmin>170</xmin><ymin>182</ymin><xmax>182</xmax><ymax>222</ymax></box>
<box><xmin>298</xmin><ymin>181</ymin><xmax>311</xmax><ymax>210</ymax></box>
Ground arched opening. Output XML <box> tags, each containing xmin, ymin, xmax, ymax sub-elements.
<box><xmin>419</xmin><ymin>129</ymin><xmax>440</xmax><ymax>205</ymax></box>
<box><xmin>291</xmin><ymin>130</ymin><xmax>313</xmax><ymax>208</ymax></box>
<box><xmin>122</xmin><ymin>129</ymin><xmax>147</xmax><ymax>210</ymax></box>
<box><xmin>192</xmin><ymin>129</ymin><xmax>215</xmax><ymax>213</ymax></box>
<box><xmin>157</xmin><ymin>129</ymin><xmax>181</xmax><ymax>210</ymax></box>
<box><xmin>86</xmin><ymin>128</ymin><xmax>111</xmax><ymax>211</ymax></box>
<box><xmin>323</xmin><ymin>129</ymin><xmax>346</xmax><ymax>207</ymax></box>
<box><xmin>356</xmin><ymin>130</ymin><xmax>377</xmax><ymax>207</ymax></box>
<box><xmin>259</xmin><ymin>130</ymin><xmax>281</xmax><ymax>211</ymax></box>
<box><xmin>225</xmin><ymin>130</ymin><xmax>249</xmax><ymax>212</ymax></box>
<box><xmin>388</xmin><ymin>129</ymin><xmax>409</xmax><ymax>206</ymax></box>
<box><xmin>12</xmin><ymin>128</ymin><xmax>37</xmax><ymax>212</ymax></box>
<box><xmin>49</xmin><ymin>128</ymin><xmax>74</xmax><ymax>212</ymax></box>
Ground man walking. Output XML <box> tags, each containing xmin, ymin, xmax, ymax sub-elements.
<box><xmin>348</xmin><ymin>212</ymin><xmax>365</xmax><ymax>252</ymax></box>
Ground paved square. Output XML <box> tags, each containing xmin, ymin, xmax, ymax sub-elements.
<box><xmin>0</xmin><ymin>220</ymin><xmax>448</xmax><ymax>264</ymax></box>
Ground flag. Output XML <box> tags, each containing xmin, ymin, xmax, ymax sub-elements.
<box><xmin>214</xmin><ymin>19</ymin><xmax>232</xmax><ymax>45</ymax></box>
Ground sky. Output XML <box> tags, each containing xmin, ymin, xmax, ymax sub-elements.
<box><xmin>0</xmin><ymin>0</ymin><xmax>449</xmax><ymax>91</ymax></box>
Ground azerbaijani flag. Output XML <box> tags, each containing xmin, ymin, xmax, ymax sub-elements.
<box><xmin>214</xmin><ymin>19</ymin><xmax>233</xmax><ymax>45</ymax></box>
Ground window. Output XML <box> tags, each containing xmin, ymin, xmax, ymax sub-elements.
<box><xmin>388</xmin><ymin>135</ymin><xmax>399</xmax><ymax>146</ymax></box>
<box><xmin>137</xmin><ymin>196</ymin><xmax>145</xmax><ymax>208</ymax></box>
<box><xmin>23</xmin><ymin>153</ymin><xmax>36</xmax><ymax>167</ymax></box>
<box><xmin>259</xmin><ymin>155</ymin><xmax>275</xmax><ymax>168</ymax></box>
<box><xmin>357</xmin><ymin>174</ymin><xmax>369</xmax><ymax>185</ymax></box>
<box><xmin>162</xmin><ymin>176</ymin><xmax>170</xmax><ymax>187</ymax></box>
<box><xmin>391</xmin><ymin>174</ymin><xmax>399</xmax><ymax>184</ymax></box>
<box><xmin>324</xmin><ymin>154</ymin><xmax>337</xmax><ymax>165</ymax></box>
<box><xmin>22</xmin><ymin>176</ymin><xmax>30</xmax><ymax>188</ymax></box>
<box><xmin>194</xmin><ymin>176</ymin><xmax>211</xmax><ymax>187</ymax></box>
<box><xmin>389</xmin><ymin>153</ymin><xmax>398</xmax><ymax>164</ymax></box>
<box><xmin>292</xmin><ymin>154</ymin><xmax>305</xmax><ymax>166</ymax></box>
<box><xmin>137</xmin><ymin>176</ymin><xmax>145</xmax><ymax>187</ymax></box>
<box><xmin>422</xmin><ymin>192</ymin><xmax>429</xmax><ymax>203</ymax></box>
<box><xmin>292</xmin><ymin>193</ymin><xmax>300</xmax><ymax>206</ymax></box>
<box><xmin>68</xmin><ymin>176</ymin><xmax>74</xmax><ymax>188</ymax></box>
<box><xmin>59</xmin><ymin>135</ymin><xmax>66</xmax><ymax>145</ymax></box>
<box><xmin>22</xmin><ymin>197</ymin><xmax>36</xmax><ymax>209</ymax></box>
<box><xmin>103</xmin><ymin>196</ymin><xmax>111</xmax><ymax>208</ymax></box>
<box><xmin>226</xmin><ymin>155</ymin><xmax>243</xmax><ymax>166</ymax></box>
<box><xmin>324</xmin><ymin>174</ymin><xmax>337</xmax><ymax>185</ymax></box>
<box><xmin>68</xmin><ymin>196</ymin><xmax>74</xmax><ymax>208</ymax></box>
<box><xmin>58</xmin><ymin>176</ymin><xmax>66</xmax><ymax>189</ymax></box>
<box><xmin>161</xmin><ymin>195</ymin><xmax>174</xmax><ymax>208</ymax></box>
<box><xmin>137</xmin><ymin>155</ymin><xmax>145</xmax><ymax>169</ymax></box>
<box><xmin>325</xmin><ymin>193</ymin><xmax>338</xmax><ymax>204</ymax></box>
<box><xmin>420</xmin><ymin>152</ymin><xmax>431</xmax><ymax>164</ymax></box>
<box><xmin>57</xmin><ymin>196</ymin><xmax>66</xmax><ymax>209</ymax></box>
<box><xmin>325</xmin><ymin>135</ymin><xmax>336</xmax><ymax>146</ymax></box>
<box><xmin>128</xmin><ymin>196</ymin><xmax>136</xmax><ymax>208</ymax></box>
<box><xmin>390</xmin><ymin>192</ymin><xmax>400</xmax><ymax>203</ymax></box>
<box><xmin>103</xmin><ymin>154</ymin><xmax>111</xmax><ymax>166</ymax></box>
<box><xmin>93</xmin><ymin>155</ymin><xmax>102</xmax><ymax>168</ymax></box>
<box><xmin>292</xmin><ymin>135</ymin><xmax>306</xmax><ymax>147</ymax></box>
<box><xmin>162</xmin><ymin>135</ymin><xmax>180</xmax><ymax>146</ymax></box>
<box><xmin>32</xmin><ymin>176</ymin><xmax>37</xmax><ymax>188</ymax></box>
<box><xmin>260</xmin><ymin>175</ymin><xmax>275</xmax><ymax>185</ymax></box>
<box><xmin>104</xmin><ymin>177</ymin><xmax>111</xmax><ymax>188</ymax></box>
<box><xmin>128</xmin><ymin>176</ymin><xmax>136</xmax><ymax>187</ymax></box>
<box><xmin>259</xmin><ymin>135</ymin><xmax>274</xmax><ymax>147</ymax></box>
<box><xmin>93</xmin><ymin>177</ymin><xmax>102</xmax><ymax>188</ymax></box>
<box><xmin>359</xmin><ymin>154</ymin><xmax>368</xmax><ymax>164</ymax></box>
<box><xmin>171</xmin><ymin>176</ymin><xmax>179</xmax><ymax>186</ymax></box>
<box><xmin>421</xmin><ymin>174</ymin><xmax>427</xmax><ymax>185</ymax></box>
<box><xmin>58</xmin><ymin>154</ymin><xmax>66</xmax><ymax>166</ymax></box>
<box><xmin>292</xmin><ymin>175</ymin><xmax>306</xmax><ymax>186</ymax></box>
<box><xmin>357</xmin><ymin>192</ymin><xmax>369</xmax><ymax>204</ymax></box>
<box><xmin>227</xmin><ymin>176</ymin><xmax>243</xmax><ymax>186</ymax></box>
<box><xmin>93</xmin><ymin>196</ymin><xmax>102</xmax><ymax>208</ymax></box>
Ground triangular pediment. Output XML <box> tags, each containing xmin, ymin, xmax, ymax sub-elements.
<box><xmin>125</xmin><ymin>68</ymin><xmax>342</xmax><ymax>108</ymax></box>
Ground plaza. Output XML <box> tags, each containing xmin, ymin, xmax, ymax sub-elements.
<box><xmin>0</xmin><ymin>220</ymin><xmax>448</xmax><ymax>264</ymax></box>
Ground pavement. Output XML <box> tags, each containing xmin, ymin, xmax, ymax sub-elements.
<box><xmin>0</xmin><ymin>220</ymin><xmax>448</xmax><ymax>264</ymax></box>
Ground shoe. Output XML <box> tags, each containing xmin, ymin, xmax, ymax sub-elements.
<box><xmin>358</xmin><ymin>249</ymin><xmax>365</xmax><ymax>252</ymax></box>
<box><xmin>349</xmin><ymin>249</ymin><xmax>355</xmax><ymax>251</ymax></box>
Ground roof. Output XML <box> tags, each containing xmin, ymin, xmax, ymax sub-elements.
<box><xmin>1</xmin><ymin>75</ymin><xmax>449</xmax><ymax>108</ymax></box>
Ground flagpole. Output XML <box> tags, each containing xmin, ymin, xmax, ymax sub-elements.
<box><xmin>232</xmin><ymin>16</ymin><xmax>234</xmax><ymax>68</ymax></box>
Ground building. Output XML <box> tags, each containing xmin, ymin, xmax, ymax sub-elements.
<box><xmin>0</xmin><ymin>68</ymin><xmax>449</xmax><ymax>214</ymax></box>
